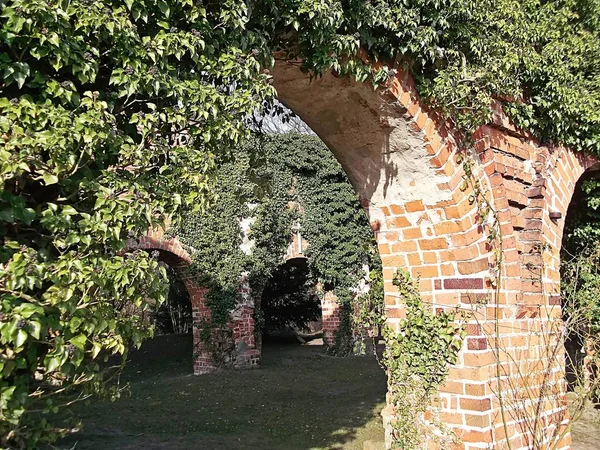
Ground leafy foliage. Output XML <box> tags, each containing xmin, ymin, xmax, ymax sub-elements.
<box><xmin>561</xmin><ymin>243</ymin><xmax>600</xmax><ymax>427</ymax></box>
<box><xmin>384</xmin><ymin>270</ymin><xmax>466</xmax><ymax>449</ymax></box>
<box><xmin>174</xmin><ymin>132</ymin><xmax>379</xmax><ymax>353</ymax></box>
<box><xmin>246</xmin><ymin>0</ymin><xmax>600</xmax><ymax>154</ymax></box>
<box><xmin>351</xmin><ymin>268</ymin><xmax>385</xmax><ymax>355</ymax></box>
<box><xmin>174</xmin><ymin>151</ymin><xmax>254</xmax><ymax>326</ymax></box>
<box><xmin>153</xmin><ymin>267</ymin><xmax>192</xmax><ymax>335</ymax></box>
<box><xmin>561</xmin><ymin>173</ymin><xmax>600</xmax><ymax>354</ymax></box>
<box><xmin>563</xmin><ymin>175</ymin><xmax>600</xmax><ymax>255</ymax></box>
<box><xmin>0</xmin><ymin>0</ymin><xmax>271</xmax><ymax>446</ymax></box>
<box><xmin>244</xmin><ymin>133</ymin><xmax>378</xmax><ymax>303</ymax></box>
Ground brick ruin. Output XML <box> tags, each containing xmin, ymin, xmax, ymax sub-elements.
<box><xmin>140</xmin><ymin>221</ymin><xmax>345</xmax><ymax>372</ymax></box>
<box><xmin>139</xmin><ymin>232</ymin><xmax>260</xmax><ymax>374</ymax></box>
<box><xmin>143</xmin><ymin>60</ymin><xmax>598</xmax><ymax>449</ymax></box>
<box><xmin>272</xmin><ymin>60</ymin><xmax>598</xmax><ymax>450</ymax></box>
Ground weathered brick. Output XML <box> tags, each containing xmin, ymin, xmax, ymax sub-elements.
<box><xmin>467</xmin><ymin>337</ymin><xmax>488</xmax><ymax>350</ymax></box>
<box><xmin>405</xmin><ymin>199</ymin><xmax>426</xmax><ymax>212</ymax></box>
<box><xmin>419</xmin><ymin>237</ymin><xmax>449</xmax><ymax>250</ymax></box>
<box><xmin>460</xmin><ymin>397</ymin><xmax>492</xmax><ymax>412</ymax></box>
<box><xmin>443</xmin><ymin>278</ymin><xmax>484</xmax><ymax>290</ymax></box>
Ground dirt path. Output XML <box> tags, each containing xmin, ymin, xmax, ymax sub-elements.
<box><xmin>571</xmin><ymin>401</ymin><xmax>600</xmax><ymax>450</ymax></box>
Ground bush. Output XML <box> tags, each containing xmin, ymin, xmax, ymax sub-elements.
<box><xmin>0</xmin><ymin>0</ymin><xmax>269</xmax><ymax>446</ymax></box>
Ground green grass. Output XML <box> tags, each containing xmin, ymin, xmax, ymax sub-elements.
<box><xmin>59</xmin><ymin>335</ymin><xmax>387</xmax><ymax>450</ymax></box>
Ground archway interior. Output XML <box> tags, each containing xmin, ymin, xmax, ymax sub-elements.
<box><xmin>154</xmin><ymin>265</ymin><xmax>193</xmax><ymax>335</ymax></box>
<box><xmin>260</xmin><ymin>257</ymin><xmax>322</xmax><ymax>344</ymax></box>
<box><xmin>561</xmin><ymin>170</ymin><xmax>600</xmax><ymax>390</ymax></box>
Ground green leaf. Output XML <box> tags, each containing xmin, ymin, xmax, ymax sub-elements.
<box><xmin>158</xmin><ymin>1</ymin><xmax>170</xmax><ymax>17</ymax></box>
<box><xmin>41</xmin><ymin>173</ymin><xmax>59</xmax><ymax>186</ymax></box>
<box><xmin>15</xmin><ymin>329</ymin><xmax>28</xmax><ymax>348</ymax></box>
<box><xmin>69</xmin><ymin>334</ymin><xmax>87</xmax><ymax>350</ymax></box>
<box><xmin>29</xmin><ymin>321</ymin><xmax>41</xmax><ymax>340</ymax></box>
<box><xmin>91</xmin><ymin>342</ymin><xmax>102</xmax><ymax>359</ymax></box>
<box><xmin>45</xmin><ymin>356</ymin><xmax>61</xmax><ymax>373</ymax></box>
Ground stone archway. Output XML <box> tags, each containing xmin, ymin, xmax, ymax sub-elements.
<box><xmin>272</xmin><ymin>60</ymin><xmax>598</xmax><ymax>450</ymax></box>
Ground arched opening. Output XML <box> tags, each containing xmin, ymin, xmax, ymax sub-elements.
<box><xmin>559</xmin><ymin>167</ymin><xmax>600</xmax><ymax>448</ymax></box>
<box><xmin>153</xmin><ymin>265</ymin><xmax>193</xmax><ymax>336</ymax></box>
<box><xmin>137</xmin><ymin>236</ymin><xmax>216</xmax><ymax>375</ymax></box>
<box><xmin>270</xmin><ymin>61</ymin><xmax>592</xmax><ymax>449</ymax></box>
<box><xmin>271</xmin><ymin>62</ymin><xmax>466</xmax><ymax>448</ymax></box>
<box><xmin>62</xmin><ymin>60</ymin><xmax>600</xmax><ymax>450</ymax></box>
<box><xmin>260</xmin><ymin>256</ymin><xmax>321</xmax><ymax>344</ymax></box>
<box><xmin>65</xmin><ymin>146</ymin><xmax>390</xmax><ymax>449</ymax></box>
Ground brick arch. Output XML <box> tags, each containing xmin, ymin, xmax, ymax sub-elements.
<box><xmin>531</xmin><ymin>148</ymin><xmax>599</xmax><ymax>295</ymax></box>
<box><xmin>272</xmin><ymin>60</ymin><xmax>597</xmax><ymax>449</ymax></box>
<box><xmin>139</xmin><ymin>229</ymin><xmax>261</xmax><ymax>373</ymax></box>
<box><xmin>464</xmin><ymin>123</ymin><xmax>600</xmax><ymax>450</ymax></box>
<box><xmin>138</xmin><ymin>230</ymin><xmax>215</xmax><ymax>374</ymax></box>
<box><xmin>134</xmin><ymin>61</ymin><xmax>597</xmax><ymax>448</ymax></box>
<box><xmin>284</xmin><ymin>229</ymin><xmax>308</xmax><ymax>261</ymax></box>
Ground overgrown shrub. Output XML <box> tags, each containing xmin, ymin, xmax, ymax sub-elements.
<box><xmin>0</xmin><ymin>0</ymin><xmax>270</xmax><ymax>446</ymax></box>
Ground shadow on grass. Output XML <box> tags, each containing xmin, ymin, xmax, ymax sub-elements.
<box><xmin>59</xmin><ymin>334</ymin><xmax>387</xmax><ymax>450</ymax></box>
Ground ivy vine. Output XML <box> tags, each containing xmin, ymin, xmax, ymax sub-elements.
<box><xmin>384</xmin><ymin>270</ymin><xmax>466</xmax><ymax>449</ymax></box>
<box><xmin>171</xmin><ymin>132</ymin><xmax>382</xmax><ymax>360</ymax></box>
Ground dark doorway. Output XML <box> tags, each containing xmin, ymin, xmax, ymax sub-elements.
<box><xmin>153</xmin><ymin>266</ymin><xmax>193</xmax><ymax>335</ymax></box>
<box><xmin>260</xmin><ymin>257</ymin><xmax>321</xmax><ymax>343</ymax></box>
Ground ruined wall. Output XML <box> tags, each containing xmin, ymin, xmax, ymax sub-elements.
<box><xmin>320</xmin><ymin>291</ymin><xmax>341</xmax><ymax>347</ymax></box>
<box><xmin>272</xmin><ymin>60</ymin><xmax>597</xmax><ymax>450</ymax></box>
<box><xmin>139</xmin><ymin>229</ymin><xmax>260</xmax><ymax>374</ymax></box>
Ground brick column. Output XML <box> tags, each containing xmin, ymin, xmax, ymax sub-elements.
<box><xmin>230</xmin><ymin>273</ymin><xmax>260</xmax><ymax>368</ymax></box>
<box><xmin>321</xmin><ymin>291</ymin><xmax>341</xmax><ymax>347</ymax></box>
<box><xmin>185</xmin><ymin>283</ymin><xmax>216</xmax><ymax>375</ymax></box>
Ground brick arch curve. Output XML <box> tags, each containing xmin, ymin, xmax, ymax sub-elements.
<box><xmin>138</xmin><ymin>231</ymin><xmax>215</xmax><ymax>374</ymax></box>
<box><xmin>532</xmin><ymin>148</ymin><xmax>599</xmax><ymax>295</ymax></box>
<box><xmin>139</xmin><ymin>229</ymin><xmax>262</xmax><ymax>373</ymax></box>
<box><xmin>272</xmin><ymin>60</ymin><xmax>598</xmax><ymax>449</ymax></box>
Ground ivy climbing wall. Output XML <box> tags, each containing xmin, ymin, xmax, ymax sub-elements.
<box><xmin>272</xmin><ymin>60</ymin><xmax>597</xmax><ymax>450</ymax></box>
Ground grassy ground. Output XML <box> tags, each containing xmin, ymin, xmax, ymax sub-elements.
<box><xmin>59</xmin><ymin>334</ymin><xmax>387</xmax><ymax>450</ymax></box>
<box><xmin>57</xmin><ymin>334</ymin><xmax>600</xmax><ymax>449</ymax></box>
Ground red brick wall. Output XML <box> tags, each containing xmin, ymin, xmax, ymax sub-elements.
<box><xmin>321</xmin><ymin>291</ymin><xmax>341</xmax><ymax>347</ymax></box>
<box><xmin>231</xmin><ymin>274</ymin><xmax>260</xmax><ymax>368</ymax></box>
<box><xmin>371</xmin><ymin>69</ymin><xmax>598</xmax><ymax>449</ymax></box>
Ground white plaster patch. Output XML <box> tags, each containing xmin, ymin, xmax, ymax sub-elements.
<box><xmin>239</xmin><ymin>216</ymin><xmax>255</xmax><ymax>255</ymax></box>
